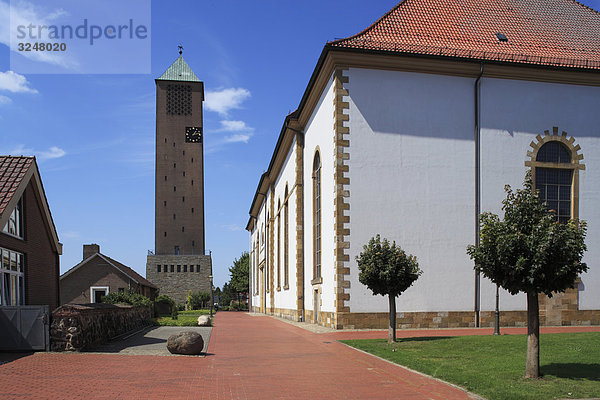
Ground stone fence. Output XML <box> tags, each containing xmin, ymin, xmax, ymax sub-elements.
<box><xmin>50</xmin><ymin>303</ymin><xmax>152</xmax><ymax>351</ymax></box>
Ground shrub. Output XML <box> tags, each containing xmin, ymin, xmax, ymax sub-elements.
<box><xmin>102</xmin><ymin>290</ymin><xmax>152</xmax><ymax>308</ymax></box>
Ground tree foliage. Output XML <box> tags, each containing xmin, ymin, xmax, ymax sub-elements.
<box><xmin>467</xmin><ymin>175</ymin><xmax>587</xmax><ymax>297</ymax></box>
<box><xmin>467</xmin><ymin>173</ymin><xmax>587</xmax><ymax>378</ymax></box>
<box><xmin>356</xmin><ymin>235</ymin><xmax>422</xmax><ymax>342</ymax></box>
<box><xmin>357</xmin><ymin>235</ymin><xmax>422</xmax><ymax>298</ymax></box>
<box><xmin>228</xmin><ymin>252</ymin><xmax>249</xmax><ymax>298</ymax></box>
<box><xmin>101</xmin><ymin>290</ymin><xmax>153</xmax><ymax>308</ymax></box>
<box><xmin>186</xmin><ymin>290</ymin><xmax>211</xmax><ymax>310</ymax></box>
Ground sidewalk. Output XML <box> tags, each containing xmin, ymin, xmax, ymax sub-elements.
<box><xmin>4</xmin><ymin>312</ymin><xmax>594</xmax><ymax>399</ymax></box>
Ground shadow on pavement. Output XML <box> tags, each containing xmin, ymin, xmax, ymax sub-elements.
<box><xmin>0</xmin><ymin>351</ymin><xmax>34</xmax><ymax>365</ymax></box>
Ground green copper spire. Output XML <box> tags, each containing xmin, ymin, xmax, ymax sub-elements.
<box><xmin>157</xmin><ymin>55</ymin><xmax>201</xmax><ymax>82</ymax></box>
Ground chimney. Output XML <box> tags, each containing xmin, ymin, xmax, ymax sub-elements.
<box><xmin>83</xmin><ymin>244</ymin><xmax>100</xmax><ymax>260</ymax></box>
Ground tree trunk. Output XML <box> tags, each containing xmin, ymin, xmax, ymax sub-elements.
<box><xmin>388</xmin><ymin>294</ymin><xmax>396</xmax><ymax>343</ymax></box>
<box><xmin>525</xmin><ymin>291</ymin><xmax>540</xmax><ymax>378</ymax></box>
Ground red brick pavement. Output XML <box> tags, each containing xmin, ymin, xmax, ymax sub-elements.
<box><xmin>1</xmin><ymin>312</ymin><xmax>597</xmax><ymax>400</ymax></box>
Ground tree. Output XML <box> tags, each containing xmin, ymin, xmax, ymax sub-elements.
<box><xmin>467</xmin><ymin>173</ymin><xmax>587</xmax><ymax>378</ymax></box>
<box><xmin>356</xmin><ymin>235</ymin><xmax>422</xmax><ymax>343</ymax></box>
<box><xmin>229</xmin><ymin>252</ymin><xmax>249</xmax><ymax>304</ymax></box>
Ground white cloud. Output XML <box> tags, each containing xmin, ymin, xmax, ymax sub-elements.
<box><xmin>0</xmin><ymin>0</ymin><xmax>76</xmax><ymax>69</ymax></box>
<box><xmin>6</xmin><ymin>144</ymin><xmax>66</xmax><ymax>161</ymax></box>
<box><xmin>0</xmin><ymin>70</ymin><xmax>37</xmax><ymax>93</ymax></box>
<box><xmin>38</xmin><ymin>146</ymin><xmax>66</xmax><ymax>160</ymax></box>
<box><xmin>219</xmin><ymin>120</ymin><xmax>253</xmax><ymax>132</ymax></box>
<box><xmin>0</xmin><ymin>95</ymin><xmax>12</xmax><ymax>105</ymax></box>
<box><xmin>223</xmin><ymin>134</ymin><xmax>251</xmax><ymax>144</ymax></box>
<box><xmin>205</xmin><ymin>88</ymin><xmax>250</xmax><ymax>116</ymax></box>
<box><xmin>222</xmin><ymin>224</ymin><xmax>243</xmax><ymax>232</ymax></box>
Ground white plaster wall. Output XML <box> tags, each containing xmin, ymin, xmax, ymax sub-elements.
<box><xmin>479</xmin><ymin>78</ymin><xmax>600</xmax><ymax>311</ymax></box>
<box><xmin>346</xmin><ymin>68</ymin><xmax>477</xmax><ymax>313</ymax></box>
<box><xmin>272</xmin><ymin>137</ymin><xmax>298</xmax><ymax>310</ymax></box>
<box><xmin>303</xmin><ymin>76</ymin><xmax>336</xmax><ymax>314</ymax></box>
<box><xmin>250</xmin><ymin>189</ymin><xmax>270</xmax><ymax>309</ymax></box>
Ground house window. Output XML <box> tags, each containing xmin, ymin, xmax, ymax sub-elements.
<box><xmin>284</xmin><ymin>185</ymin><xmax>289</xmax><ymax>288</ymax></box>
<box><xmin>313</xmin><ymin>151</ymin><xmax>322</xmax><ymax>280</ymax></box>
<box><xmin>2</xmin><ymin>198</ymin><xmax>23</xmax><ymax>238</ymax></box>
<box><xmin>0</xmin><ymin>248</ymin><xmax>24</xmax><ymax>306</ymax></box>
<box><xmin>277</xmin><ymin>198</ymin><xmax>281</xmax><ymax>290</ymax></box>
<box><xmin>526</xmin><ymin>130</ymin><xmax>585</xmax><ymax>225</ymax></box>
<box><xmin>90</xmin><ymin>286</ymin><xmax>109</xmax><ymax>303</ymax></box>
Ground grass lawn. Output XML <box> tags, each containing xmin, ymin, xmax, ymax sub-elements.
<box><xmin>341</xmin><ymin>332</ymin><xmax>600</xmax><ymax>400</ymax></box>
<box><xmin>154</xmin><ymin>309</ymin><xmax>213</xmax><ymax>326</ymax></box>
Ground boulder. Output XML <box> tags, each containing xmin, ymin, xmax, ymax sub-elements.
<box><xmin>197</xmin><ymin>315</ymin><xmax>211</xmax><ymax>326</ymax></box>
<box><xmin>166</xmin><ymin>331</ymin><xmax>204</xmax><ymax>355</ymax></box>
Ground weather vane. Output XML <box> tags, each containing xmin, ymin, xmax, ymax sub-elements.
<box><xmin>178</xmin><ymin>45</ymin><xmax>183</xmax><ymax>55</ymax></box>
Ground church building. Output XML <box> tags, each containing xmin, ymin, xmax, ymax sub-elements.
<box><xmin>246</xmin><ymin>0</ymin><xmax>600</xmax><ymax>329</ymax></box>
<box><xmin>146</xmin><ymin>53</ymin><xmax>213</xmax><ymax>305</ymax></box>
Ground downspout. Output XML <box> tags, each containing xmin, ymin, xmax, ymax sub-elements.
<box><xmin>474</xmin><ymin>63</ymin><xmax>484</xmax><ymax>327</ymax></box>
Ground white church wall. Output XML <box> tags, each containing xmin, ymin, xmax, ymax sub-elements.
<box><xmin>346</xmin><ymin>68</ymin><xmax>476</xmax><ymax>313</ymax></box>
<box><xmin>479</xmin><ymin>77</ymin><xmax>600</xmax><ymax>311</ymax></box>
<box><xmin>272</xmin><ymin>137</ymin><xmax>298</xmax><ymax>310</ymax></box>
<box><xmin>303</xmin><ymin>75</ymin><xmax>336</xmax><ymax>314</ymax></box>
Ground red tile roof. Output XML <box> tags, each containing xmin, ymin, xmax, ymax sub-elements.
<box><xmin>0</xmin><ymin>156</ymin><xmax>34</xmax><ymax>216</ymax></box>
<box><xmin>329</xmin><ymin>0</ymin><xmax>600</xmax><ymax>70</ymax></box>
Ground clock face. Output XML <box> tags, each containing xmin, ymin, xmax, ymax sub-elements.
<box><xmin>185</xmin><ymin>126</ymin><xmax>202</xmax><ymax>143</ymax></box>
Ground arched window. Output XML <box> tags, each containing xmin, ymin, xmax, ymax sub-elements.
<box><xmin>266</xmin><ymin>213</ymin><xmax>270</xmax><ymax>293</ymax></box>
<box><xmin>313</xmin><ymin>151</ymin><xmax>322</xmax><ymax>280</ymax></box>
<box><xmin>284</xmin><ymin>185</ymin><xmax>289</xmax><ymax>289</ymax></box>
<box><xmin>525</xmin><ymin>128</ymin><xmax>585</xmax><ymax>224</ymax></box>
<box><xmin>277</xmin><ymin>198</ymin><xmax>281</xmax><ymax>290</ymax></box>
<box><xmin>535</xmin><ymin>142</ymin><xmax>572</xmax><ymax>223</ymax></box>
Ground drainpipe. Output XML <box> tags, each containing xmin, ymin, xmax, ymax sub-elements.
<box><xmin>474</xmin><ymin>62</ymin><xmax>484</xmax><ymax>328</ymax></box>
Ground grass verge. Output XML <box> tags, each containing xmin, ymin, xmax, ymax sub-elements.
<box><xmin>341</xmin><ymin>332</ymin><xmax>600</xmax><ymax>400</ymax></box>
<box><xmin>154</xmin><ymin>309</ymin><xmax>213</xmax><ymax>326</ymax></box>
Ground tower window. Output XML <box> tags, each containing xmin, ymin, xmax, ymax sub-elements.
<box><xmin>191</xmin><ymin>158</ymin><xmax>194</xmax><ymax>163</ymax></box>
<box><xmin>173</xmin><ymin>163</ymin><xmax>176</xmax><ymax>168</ymax></box>
<box><xmin>164</xmin><ymin>138</ymin><xmax>167</xmax><ymax>143</ymax></box>
<box><xmin>182</xmin><ymin>226</ymin><xmax>185</xmax><ymax>232</ymax></box>
<box><xmin>183</xmin><ymin>265</ymin><xmax>187</xmax><ymax>272</ymax></box>
<box><xmin>164</xmin><ymin>155</ymin><xmax>168</xmax><ymax>160</ymax></box>
<box><xmin>164</xmin><ymin>176</ymin><xmax>167</xmax><ymax>181</ymax></box>
<box><xmin>191</xmin><ymin>180</ymin><xmax>194</xmax><ymax>186</ymax></box>
<box><xmin>173</xmin><ymin>142</ymin><xmax>175</xmax><ymax>148</ymax></box>
<box><xmin>170</xmin><ymin>265</ymin><xmax>174</xmax><ymax>272</ymax></box>
<box><xmin>164</xmin><ymin>232</ymin><xmax>167</xmax><ymax>237</ymax></box>
<box><xmin>191</xmin><ymin>208</ymin><xmax>194</xmax><ymax>213</ymax></box>
<box><xmin>190</xmin><ymin>265</ymin><xmax>194</xmax><ymax>272</ymax></box>
<box><xmin>166</xmin><ymin>84</ymin><xmax>192</xmax><ymax>115</ymax></box>
<box><xmin>173</xmin><ymin>214</ymin><xmax>176</xmax><ymax>220</ymax></box>
<box><xmin>192</xmin><ymin>240</ymin><xmax>195</xmax><ymax>247</ymax></box>
<box><xmin>177</xmin><ymin>265</ymin><xmax>181</xmax><ymax>272</ymax></box>
<box><xmin>156</xmin><ymin>265</ymin><xmax>161</xmax><ymax>273</ymax></box>
<box><xmin>183</xmin><ymin>150</ymin><xmax>185</xmax><ymax>155</ymax></box>
<box><xmin>182</xmin><ymin>196</ymin><xmax>185</xmax><ymax>202</ymax></box>
<box><xmin>163</xmin><ymin>201</ymin><xmax>167</xmax><ymax>207</ymax></box>
<box><xmin>183</xmin><ymin>171</ymin><xmax>186</xmax><ymax>177</ymax></box>
<box><xmin>174</xmin><ymin>246</ymin><xmax>180</xmax><ymax>255</ymax></box>
<box><xmin>174</xmin><ymin>186</ymin><xmax>176</xmax><ymax>192</ymax></box>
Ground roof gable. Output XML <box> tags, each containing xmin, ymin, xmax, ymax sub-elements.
<box><xmin>60</xmin><ymin>252</ymin><xmax>157</xmax><ymax>289</ymax></box>
<box><xmin>157</xmin><ymin>55</ymin><xmax>201</xmax><ymax>82</ymax></box>
<box><xmin>330</xmin><ymin>0</ymin><xmax>600</xmax><ymax>70</ymax></box>
<box><xmin>0</xmin><ymin>156</ymin><xmax>61</xmax><ymax>254</ymax></box>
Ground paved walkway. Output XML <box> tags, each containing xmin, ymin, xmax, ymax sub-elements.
<box><xmin>1</xmin><ymin>312</ymin><xmax>597</xmax><ymax>399</ymax></box>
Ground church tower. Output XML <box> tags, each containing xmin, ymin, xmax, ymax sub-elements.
<box><xmin>146</xmin><ymin>51</ymin><xmax>212</xmax><ymax>305</ymax></box>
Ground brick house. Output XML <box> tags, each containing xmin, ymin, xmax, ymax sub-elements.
<box><xmin>60</xmin><ymin>244</ymin><xmax>157</xmax><ymax>304</ymax></box>
<box><xmin>0</xmin><ymin>156</ymin><xmax>62</xmax><ymax>311</ymax></box>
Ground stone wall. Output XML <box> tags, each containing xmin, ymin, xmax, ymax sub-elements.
<box><xmin>146</xmin><ymin>254</ymin><xmax>212</xmax><ymax>305</ymax></box>
<box><xmin>50</xmin><ymin>303</ymin><xmax>152</xmax><ymax>351</ymax></box>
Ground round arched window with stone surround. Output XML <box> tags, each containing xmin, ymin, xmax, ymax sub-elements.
<box><xmin>525</xmin><ymin>127</ymin><xmax>585</xmax><ymax>223</ymax></box>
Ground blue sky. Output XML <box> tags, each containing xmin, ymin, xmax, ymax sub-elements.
<box><xmin>1</xmin><ymin>0</ymin><xmax>599</xmax><ymax>288</ymax></box>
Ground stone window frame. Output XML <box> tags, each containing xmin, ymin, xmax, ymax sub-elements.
<box><xmin>525</xmin><ymin>127</ymin><xmax>585</xmax><ymax>220</ymax></box>
<box><xmin>312</xmin><ymin>149</ymin><xmax>322</xmax><ymax>283</ymax></box>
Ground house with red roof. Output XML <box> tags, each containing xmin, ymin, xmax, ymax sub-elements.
<box><xmin>0</xmin><ymin>156</ymin><xmax>62</xmax><ymax>311</ymax></box>
<box><xmin>246</xmin><ymin>0</ymin><xmax>600</xmax><ymax>329</ymax></box>
<box><xmin>60</xmin><ymin>244</ymin><xmax>157</xmax><ymax>304</ymax></box>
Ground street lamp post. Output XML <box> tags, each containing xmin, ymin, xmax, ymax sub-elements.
<box><xmin>209</xmin><ymin>275</ymin><xmax>214</xmax><ymax>318</ymax></box>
